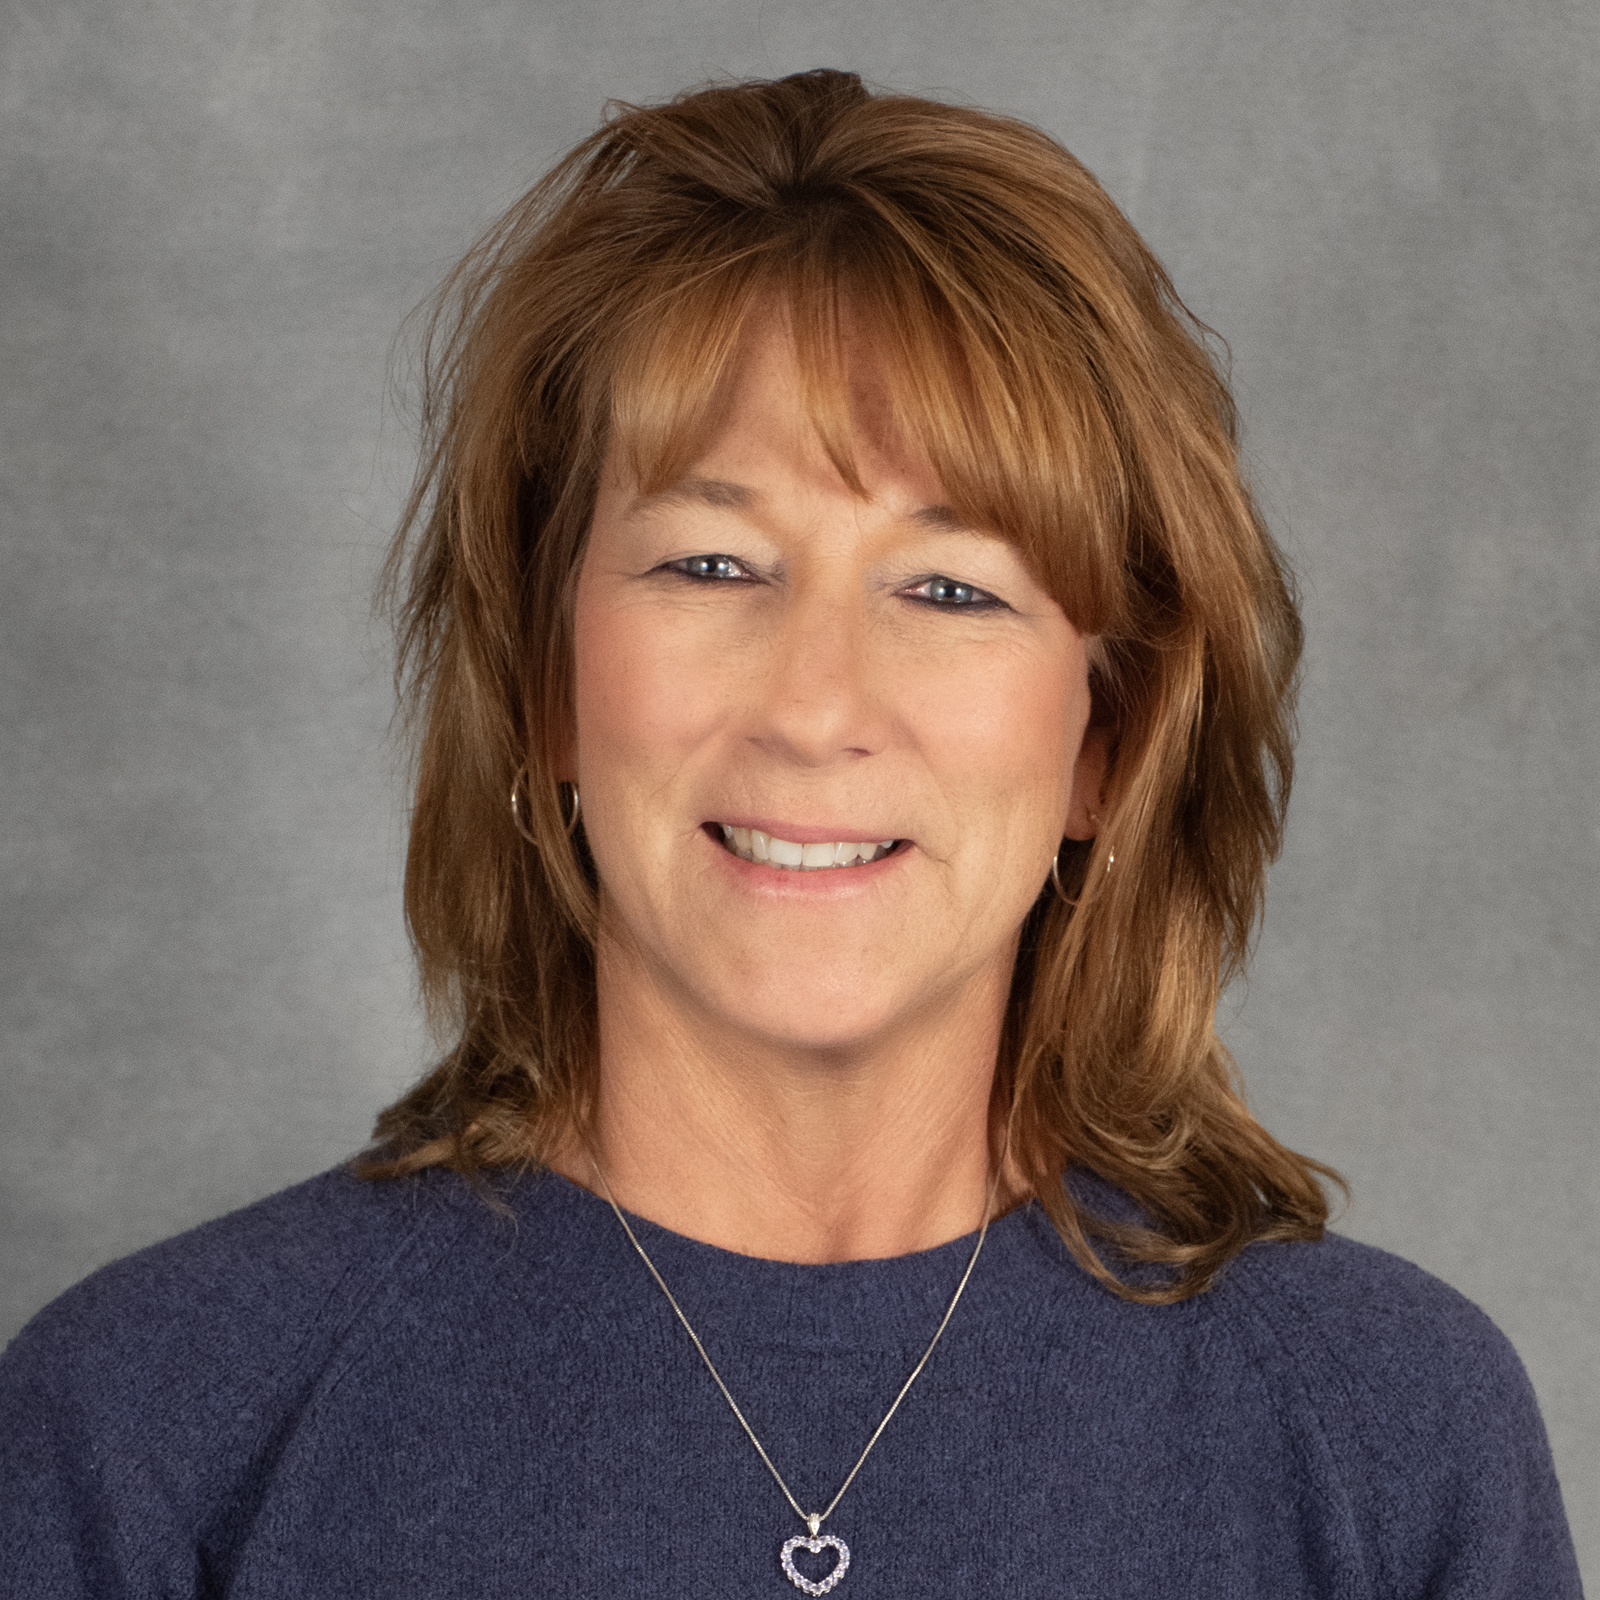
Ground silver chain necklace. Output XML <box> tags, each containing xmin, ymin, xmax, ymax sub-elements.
<box><xmin>591</xmin><ymin>1158</ymin><xmax>1002</xmax><ymax>1596</ymax></box>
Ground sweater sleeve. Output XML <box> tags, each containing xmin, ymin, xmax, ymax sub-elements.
<box><xmin>0</xmin><ymin>1167</ymin><xmax>449</xmax><ymax>1598</ymax></box>
<box><xmin>1231</xmin><ymin>1234</ymin><xmax>1583</xmax><ymax>1599</ymax></box>
<box><xmin>0</xmin><ymin>1311</ymin><xmax>199</xmax><ymax>1599</ymax></box>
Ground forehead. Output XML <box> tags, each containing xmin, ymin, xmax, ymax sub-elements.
<box><xmin>621</xmin><ymin>308</ymin><xmax>917</xmax><ymax>458</ymax></box>
<box><xmin>609</xmin><ymin>316</ymin><xmax>978</xmax><ymax>534</ymax></box>
<box><xmin>601</xmin><ymin>270</ymin><xmax>1121</xmax><ymax>635</ymax></box>
<box><xmin>620</xmin><ymin>473</ymin><xmax>975</xmax><ymax>538</ymax></box>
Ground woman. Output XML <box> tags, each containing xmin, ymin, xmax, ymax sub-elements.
<box><xmin>0</xmin><ymin>69</ymin><xmax>1579</xmax><ymax>1597</ymax></box>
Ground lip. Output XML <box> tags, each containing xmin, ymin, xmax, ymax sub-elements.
<box><xmin>707</xmin><ymin>817</ymin><xmax>904</xmax><ymax>846</ymax></box>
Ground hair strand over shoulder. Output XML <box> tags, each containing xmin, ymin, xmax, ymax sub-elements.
<box><xmin>361</xmin><ymin>68</ymin><xmax>1341</xmax><ymax>1303</ymax></box>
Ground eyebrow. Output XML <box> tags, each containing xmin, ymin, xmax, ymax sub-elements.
<box><xmin>628</xmin><ymin>480</ymin><xmax>976</xmax><ymax>533</ymax></box>
<box><xmin>908</xmin><ymin>503</ymin><xmax>973</xmax><ymax>532</ymax></box>
<box><xmin>626</xmin><ymin>477</ymin><xmax>759</xmax><ymax>517</ymax></box>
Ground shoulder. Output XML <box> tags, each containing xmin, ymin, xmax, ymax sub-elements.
<box><xmin>0</xmin><ymin>1163</ymin><xmax>489</xmax><ymax>1593</ymax></box>
<box><xmin>1213</xmin><ymin>1229</ymin><xmax>1535</xmax><ymax>1444</ymax></box>
<box><xmin>4</xmin><ymin>1163</ymin><xmax>475</xmax><ymax>1393</ymax></box>
<box><xmin>1205</xmin><ymin>1230</ymin><xmax>1580</xmax><ymax>1596</ymax></box>
<box><xmin>1219</xmin><ymin>1227</ymin><xmax>1514</xmax><ymax>1380</ymax></box>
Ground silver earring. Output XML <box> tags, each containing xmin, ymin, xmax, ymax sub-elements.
<box><xmin>510</xmin><ymin>767</ymin><xmax>538</xmax><ymax>845</ymax></box>
<box><xmin>510</xmin><ymin>771</ymin><xmax>582</xmax><ymax>842</ymax></box>
<box><xmin>1049</xmin><ymin>843</ymin><xmax>1077</xmax><ymax>905</ymax></box>
<box><xmin>1052</xmin><ymin>810</ymin><xmax>1115</xmax><ymax>902</ymax></box>
<box><xmin>1089</xmin><ymin>810</ymin><xmax>1114</xmax><ymax>872</ymax></box>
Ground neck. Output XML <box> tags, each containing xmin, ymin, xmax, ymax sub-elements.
<box><xmin>548</xmin><ymin>926</ymin><xmax>1018</xmax><ymax>1263</ymax></box>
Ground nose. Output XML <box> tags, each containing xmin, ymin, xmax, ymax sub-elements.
<box><xmin>744</xmin><ymin>575</ymin><xmax>881</xmax><ymax>768</ymax></box>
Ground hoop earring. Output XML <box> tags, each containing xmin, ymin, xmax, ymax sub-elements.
<box><xmin>510</xmin><ymin>767</ymin><xmax>538</xmax><ymax>845</ymax></box>
<box><xmin>510</xmin><ymin>770</ymin><xmax>582</xmax><ymax>842</ymax></box>
<box><xmin>1052</xmin><ymin>811</ymin><xmax>1116</xmax><ymax>903</ymax></box>
<box><xmin>1049</xmin><ymin>843</ymin><xmax>1077</xmax><ymax>906</ymax></box>
<box><xmin>1089</xmin><ymin>810</ymin><xmax>1115</xmax><ymax>873</ymax></box>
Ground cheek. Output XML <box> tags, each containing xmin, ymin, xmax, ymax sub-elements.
<box><xmin>572</xmin><ymin>589</ymin><xmax>721</xmax><ymax>781</ymax></box>
<box><xmin>903</xmin><ymin>644</ymin><xmax>1087</xmax><ymax>820</ymax></box>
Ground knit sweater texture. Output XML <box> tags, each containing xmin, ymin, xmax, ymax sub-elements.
<box><xmin>0</xmin><ymin>1165</ymin><xmax>1582</xmax><ymax>1598</ymax></box>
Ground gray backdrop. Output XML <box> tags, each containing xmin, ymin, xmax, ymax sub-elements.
<box><xmin>3</xmin><ymin>0</ymin><xmax>1596</xmax><ymax>1581</ymax></box>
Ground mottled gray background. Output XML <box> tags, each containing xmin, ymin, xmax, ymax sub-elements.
<box><xmin>3</xmin><ymin>0</ymin><xmax>1596</xmax><ymax>1580</ymax></box>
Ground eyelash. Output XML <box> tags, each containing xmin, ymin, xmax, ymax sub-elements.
<box><xmin>902</xmin><ymin>575</ymin><xmax>1006</xmax><ymax>611</ymax></box>
<box><xmin>663</xmin><ymin>556</ymin><xmax>1006</xmax><ymax>612</ymax></box>
<box><xmin>665</xmin><ymin>554</ymin><xmax>755</xmax><ymax>582</ymax></box>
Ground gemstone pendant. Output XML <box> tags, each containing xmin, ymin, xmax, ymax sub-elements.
<box><xmin>779</xmin><ymin>1518</ymin><xmax>851</xmax><ymax>1596</ymax></box>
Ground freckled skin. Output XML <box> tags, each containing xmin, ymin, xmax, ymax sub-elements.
<box><xmin>556</xmin><ymin>319</ymin><xmax>1107</xmax><ymax>1263</ymax></box>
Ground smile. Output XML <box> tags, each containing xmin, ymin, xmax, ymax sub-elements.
<box><xmin>715</xmin><ymin>824</ymin><xmax>899</xmax><ymax>870</ymax></box>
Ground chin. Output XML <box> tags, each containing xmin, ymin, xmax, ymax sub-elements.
<box><xmin>693</xmin><ymin>970</ymin><xmax>914</xmax><ymax>1057</ymax></box>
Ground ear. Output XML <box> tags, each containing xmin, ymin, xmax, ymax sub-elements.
<box><xmin>1062</xmin><ymin>724</ymin><xmax>1111</xmax><ymax>841</ymax></box>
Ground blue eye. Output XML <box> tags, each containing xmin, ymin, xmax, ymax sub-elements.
<box><xmin>671</xmin><ymin>554</ymin><xmax>748</xmax><ymax>580</ymax></box>
<box><xmin>910</xmin><ymin>575</ymin><xmax>1002</xmax><ymax>609</ymax></box>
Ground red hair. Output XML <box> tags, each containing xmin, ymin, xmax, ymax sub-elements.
<box><xmin>364</xmin><ymin>69</ymin><xmax>1338</xmax><ymax>1302</ymax></box>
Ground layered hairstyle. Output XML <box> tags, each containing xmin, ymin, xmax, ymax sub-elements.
<box><xmin>365</xmin><ymin>68</ymin><xmax>1338</xmax><ymax>1302</ymax></box>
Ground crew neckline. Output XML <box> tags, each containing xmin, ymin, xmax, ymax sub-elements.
<box><xmin>522</xmin><ymin>1169</ymin><xmax>1044</xmax><ymax>1355</ymax></box>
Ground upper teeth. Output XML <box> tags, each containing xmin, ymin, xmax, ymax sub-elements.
<box><xmin>719</xmin><ymin>825</ymin><xmax>897</xmax><ymax>869</ymax></box>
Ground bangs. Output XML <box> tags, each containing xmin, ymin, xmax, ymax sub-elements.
<box><xmin>604</xmin><ymin>215</ymin><xmax>1131</xmax><ymax>639</ymax></box>
<box><xmin>381</xmin><ymin>72</ymin><xmax>1320</xmax><ymax>1303</ymax></box>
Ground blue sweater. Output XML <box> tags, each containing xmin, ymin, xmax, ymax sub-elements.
<box><xmin>0</xmin><ymin>1165</ymin><xmax>1581</xmax><ymax>1598</ymax></box>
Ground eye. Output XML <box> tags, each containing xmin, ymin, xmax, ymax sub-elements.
<box><xmin>664</xmin><ymin>553</ymin><xmax>753</xmax><ymax>582</ymax></box>
<box><xmin>904</xmin><ymin>574</ymin><xmax>1005</xmax><ymax>610</ymax></box>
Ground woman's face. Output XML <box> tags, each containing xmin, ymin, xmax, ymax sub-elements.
<box><xmin>572</xmin><ymin>320</ymin><xmax>1105</xmax><ymax>1056</ymax></box>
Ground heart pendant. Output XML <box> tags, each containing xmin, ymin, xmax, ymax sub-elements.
<box><xmin>779</xmin><ymin>1531</ymin><xmax>851</xmax><ymax>1595</ymax></box>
